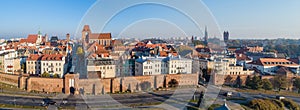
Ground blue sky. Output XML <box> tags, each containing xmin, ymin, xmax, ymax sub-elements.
<box><xmin>0</xmin><ymin>0</ymin><xmax>299</xmax><ymax>39</ymax></box>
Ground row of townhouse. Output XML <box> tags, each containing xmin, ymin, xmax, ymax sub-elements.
<box><xmin>198</xmin><ymin>56</ymin><xmax>254</xmax><ymax>76</ymax></box>
<box><xmin>26</xmin><ymin>54</ymin><xmax>67</xmax><ymax>78</ymax></box>
<box><xmin>135</xmin><ymin>55</ymin><xmax>193</xmax><ymax>76</ymax></box>
<box><xmin>0</xmin><ymin>50</ymin><xmax>21</xmax><ymax>74</ymax></box>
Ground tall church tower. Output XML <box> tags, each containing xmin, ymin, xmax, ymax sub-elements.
<box><xmin>82</xmin><ymin>25</ymin><xmax>91</xmax><ymax>46</ymax></box>
<box><xmin>36</xmin><ymin>30</ymin><xmax>42</xmax><ymax>45</ymax></box>
<box><xmin>204</xmin><ymin>26</ymin><xmax>208</xmax><ymax>45</ymax></box>
<box><xmin>223</xmin><ymin>31</ymin><xmax>229</xmax><ymax>42</ymax></box>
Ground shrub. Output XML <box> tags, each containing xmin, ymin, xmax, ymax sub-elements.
<box><xmin>41</xmin><ymin>72</ymin><xmax>50</xmax><ymax>78</ymax></box>
<box><xmin>281</xmin><ymin>99</ymin><xmax>300</xmax><ymax>110</ymax></box>
<box><xmin>271</xmin><ymin>99</ymin><xmax>284</xmax><ymax>110</ymax></box>
<box><xmin>249</xmin><ymin>99</ymin><xmax>278</xmax><ymax>110</ymax></box>
<box><xmin>52</xmin><ymin>74</ymin><xmax>60</xmax><ymax>78</ymax></box>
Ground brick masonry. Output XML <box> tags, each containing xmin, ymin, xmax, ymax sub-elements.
<box><xmin>0</xmin><ymin>73</ymin><xmax>199</xmax><ymax>95</ymax></box>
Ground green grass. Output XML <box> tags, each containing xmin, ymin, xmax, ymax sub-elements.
<box><xmin>0</xmin><ymin>103</ymin><xmax>45</xmax><ymax>109</ymax></box>
<box><xmin>234</xmin><ymin>88</ymin><xmax>300</xmax><ymax>97</ymax></box>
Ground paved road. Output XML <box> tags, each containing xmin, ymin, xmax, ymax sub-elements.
<box><xmin>1</xmin><ymin>86</ymin><xmax>299</xmax><ymax>109</ymax></box>
<box><xmin>0</xmin><ymin>88</ymin><xmax>201</xmax><ymax>109</ymax></box>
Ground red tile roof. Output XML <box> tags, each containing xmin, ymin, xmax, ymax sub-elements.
<box><xmin>236</xmin><ymin>53</ymin><xmax>251</xmax><ymax>61</ymax></box>
<box><xmin>19</xmin><ymin>39</ymin><xmax>27</xmax><ymax>43</ymax></box>
<box><xmin>248</xmin><ymin>58</ymin><xmax>299</xmax><ymax>66</ymax></box>
<box><xmin>27</xmin><ymin>34</ymin><xmax>38</xmax><ymax>44</ymax></box>
<box><xmin>89</xmin><ymin>33</ymin><xmax>111</xmax><ymax>39</ymax></box>
<box><xmin>41</xmin><ymin>54</ymin><xmax>64</xmax><ymax>61</ymax></box>
<box><xmin>27</xmin><ymin>54</ymin><xmax>42</xmax><ymax>61</ymax></box>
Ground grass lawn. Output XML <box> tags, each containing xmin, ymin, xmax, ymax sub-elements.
<box><xmin>235</xmin><ymin>88</ymin><xmax>300</xmax><ymax>97</ymax></box>
<box><xmin>0</xmin><ymin>103</ymin><xmax>45</xmax><ymax>109</ymax></box>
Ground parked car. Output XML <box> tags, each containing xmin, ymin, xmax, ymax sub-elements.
<box><xmin>224</xmin><ymin>92</ymin><xmax>233</xmax><ymax>97</ymax></box>
<box><xmin>276</xmin><ymin>96</ymin><xmax>285</xmax><ymax>100</ymax></box>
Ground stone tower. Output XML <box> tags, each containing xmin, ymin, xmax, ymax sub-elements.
<box><xmin>82</xmin><ymin>25</ymin><xmax>91</xmax><ymax>46</ymax></box>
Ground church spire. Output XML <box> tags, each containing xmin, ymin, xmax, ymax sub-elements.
<box><xmin>38</xmin><ymin>26</ymin><xmax>42</xmax><ymax>35</ymax></box>
<box><xmin>204</xmin><ymin>26</ymin><xmax>208</xmax><ymax>45</ymax></box>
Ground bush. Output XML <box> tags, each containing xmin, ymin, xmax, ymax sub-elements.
<box><xmin>271</xmin><ymin>99</ymin><xmax>285</xmax><ymax>110</ymax></box>
<box><xmin>52</xmin><ymin>74</ymin><xmax>60</xmax><ymax>78</ymax></box>
<box><xmin>41</xmin><ymin>72</ymin><xmax>50</xmax><ymax>78</ymax></box>
<box><xmin>249</xmin><ymin>99</ymin><xmax>279</xmax><ymax>110</ymax></box>
<box><xmin>281</xmin><ymin>99</ymin><xmax>300</xmax><ymax>110</ymax></box>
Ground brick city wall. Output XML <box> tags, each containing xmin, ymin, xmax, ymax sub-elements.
<box><xmin>0</xmin><ymin>73</ymin><xmax>20</xmax><ymax>86</ymax></box>
<box><xmin>78</xmin><ymin>78</ymin><xmax>112</xmax><ymax>95</ymax></box>
<box><xmin>26</xmin><ymin>77</ymin><xmax>64</xmax><ymax>93</ymax></box>
<box><xmin>212</xmin><ymin>73</ymin><xmax>252</xmax><ymax>86</ymax></box>
<box><xmin>0</xmin><ymin>73</ymin><xmax>199</xmax><ymax>95</ymax></box>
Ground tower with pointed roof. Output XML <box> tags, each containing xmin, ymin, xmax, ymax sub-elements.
<box><xmin>223</xmin><ymin>31</ymin><xmax>229</xmax><ymax>42</ymax></box>
<box><xmin>204</xmin><ymin>26</ymin><xmax>208</xmax><ymax>45</ymax></box>
<box><xmin>36</xmin><ymin>30</ymin><xmax>43</xmax><ymax>45</ymax></box>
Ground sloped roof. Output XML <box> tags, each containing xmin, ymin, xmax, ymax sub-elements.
<box><xmin>27</xmin><ymin>54</ymin><xmax>42</xmax><ymax>61</ymax></box>
<box><xmin>236</xmin><ymin>53</ymin><xmax>251</xmax><ymax>61</ymax></box>
<box><xmin>248</xmin><ymin>58</ymin><xmax>298</xmax><ymax>66</ymax></box>
<box><xmin>89</xmin><ymin>33</ymin><xmax>111</xmax><ymax>39</ymax></box>
<box><xmin>27</xmin><ymin>34</ymin><xmax>38</xmax><ymax>44</ymax></box>
<box><xmin>41</xmin><ymin>54</ymin><xmax>64</xmax><ymax>61</ymax></box>
<box><xmin>82</xmin><ymin>25</ymin><xmax>91</xmax><ymax>32</ymax></box>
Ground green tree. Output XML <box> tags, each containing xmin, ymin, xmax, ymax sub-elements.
<box><xmin>53</xmin><ymin>74</ymin><xmax>60</xmax><ymax>78</ymax></box>
<box><xmin>262</xmin><ymin>79</ymin><xmax>273</xmax><ymax>90</ymax></box>
<box><xmin>245</xmin><ymin>75</ymin><xmax>252</xmax><ymax>89</ymax></box>
<box><xmin>168</xmin><ymin>79</ymin><xmax>179</xmax><ymax>88</ymax></box>
<box><xmin>293</xmin><ymin>78</ymin><xmax>300</xmax><ymax>93</ymax></box>
<box><xmin>282</xmin><ymin>99</ymin><xmax>300</xmax><ymax>110</ymax></box>
<box><xmin>235</xmin><ymin>75</ymin><xmax>243</xmax><ymax>88</ymax></box>
<box><xmin>273</xmin><ymin>75</ymin><xmax>288</xmax><ymax>92</ymax></box>
<box><xmin>41</xmin><ymin>72</ymin><xmax>50</xmax><ymax>78</ymax></box>
<box><xmin>249</xmin><ymin>99</ymin><xmax>280</xmax><ymax>110</ymax></box>
<box><xmin>251</xmin><ymin>75</ymin><xmax>262</xmax><ymax>90</ymax></box>
<box><xmin>76</xmin><ymin>47</ymin><xmax>84</xmax><ymax>54</ymax></box>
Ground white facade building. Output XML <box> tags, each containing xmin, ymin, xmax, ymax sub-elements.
<box><xmin>40</xmin><ymin>54</ymin><xmax>65</xmax><ymax>77</ymax></box>
<box><xmin>135</xmin><ymin>55</ymin><xmax>193</xmax><ymax>76</ymax></box>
